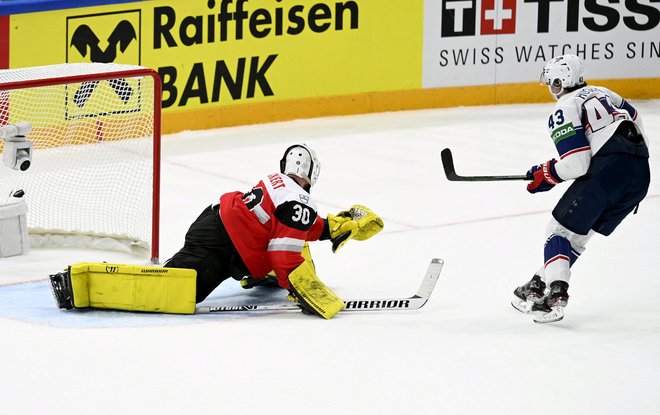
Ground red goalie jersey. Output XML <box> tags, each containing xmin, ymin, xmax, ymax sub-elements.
<box><xmin>220</xmin><ymin>172</ymin><xmax>325</xmax><ymax>289</ymax></box>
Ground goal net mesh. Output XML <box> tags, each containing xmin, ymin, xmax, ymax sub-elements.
<box><xmin>0</xmin><ymin>63</ymin><xmax>159</xmax><ymax>259</ymax></box>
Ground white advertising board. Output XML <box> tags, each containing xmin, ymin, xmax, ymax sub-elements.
<box><xmin>423</xmin><ymin>0</ymin><xmax>660</xmax><ymax>87</ymax></box>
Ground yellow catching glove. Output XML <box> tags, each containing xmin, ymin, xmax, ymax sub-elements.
<box><xmin>327</xmin><ymin>205</ymin><xmax>384</xmax><ymax>253</ymax></box>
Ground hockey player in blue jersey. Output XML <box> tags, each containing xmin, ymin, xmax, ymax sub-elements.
<box><xmin>512</xmin><ymin>54</ymin><xmax>650</xmax><ymax>323</ymax></box>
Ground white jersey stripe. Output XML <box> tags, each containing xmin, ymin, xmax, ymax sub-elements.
<box><xmin>268</xmin><ymin>237</ymin><xmax>304</xmax><ymax>253</ymax></box>
<box><xmin>253</xmin><ymin>205</ymin><xmax>270</xmax><ymax>224</ymax></box>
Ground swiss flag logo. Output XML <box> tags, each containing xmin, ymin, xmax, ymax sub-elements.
<box><xmin>480</xmin><ymin>0</ymin><xmax>516</xmax><ymax>34</ymax></box>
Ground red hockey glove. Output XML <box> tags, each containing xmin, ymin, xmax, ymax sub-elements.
<box><xmin>526</xmin><ymin>159</ymin><xmax>563</xmax><ymax>194</ymax></box>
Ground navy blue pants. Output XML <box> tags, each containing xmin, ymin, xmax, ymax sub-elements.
<box><xmin>552</xmin><ymin>133</ymin><xmax>650</xmax><ymax>236</ymax></box>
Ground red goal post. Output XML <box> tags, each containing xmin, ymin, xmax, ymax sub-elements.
<box><xmin>0</xmin><ymin>63</ymin><xmax>162</xmax><ymax>263</ymax></box>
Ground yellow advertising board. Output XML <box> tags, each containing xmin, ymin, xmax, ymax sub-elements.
<box><xmin>8</xmin><ymin>1</ymin><xmax>424</xmax><ymax>132</ymax></box>
<box><xmin>6</xmin><ymin>1</ymin><xmax>658</xmax><ymax>133</ymax></box>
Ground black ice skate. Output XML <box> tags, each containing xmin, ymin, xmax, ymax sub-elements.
<box><xmin>532</xmin><ymin>280</ymin><xmax>569</xmax><ymax>324</ymax></box>
<box><xmin>240</xmin><ymin>274</ymin><xmax>281</xmax><ymax>290</ymax></box>
<box><xmin>511</xmin><ymin>274</ymin><xmax>546</xmax><ymax>314</ymax></box>
<box><xmin>49</xmin><ymin>269</ymin><xmax>74</xmax><ymax>310</ymax></box>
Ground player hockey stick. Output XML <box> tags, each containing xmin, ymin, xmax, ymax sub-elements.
<box><xmin>196</xmin><ymin>258</ymin><xmax>443</xmax><ymax>314</ymax></box>
<box><xmin>441</xmin><ymin>148</ymin><xmax>531</xmax><ymax>181</ymax></box>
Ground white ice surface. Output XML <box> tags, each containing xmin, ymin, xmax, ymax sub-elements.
<box><xmin>1</xmin><ymin>100</ymin><xmax>659</xmax><ymax>415</ymax></box>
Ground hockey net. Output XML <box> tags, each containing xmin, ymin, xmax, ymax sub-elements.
<box><xmin>0</xmin><ymin>63</ymin><xmax>161</xmax><ymax>262</ymax></box>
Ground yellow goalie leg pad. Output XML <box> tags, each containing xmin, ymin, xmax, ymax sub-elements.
<box><xmin>288</xmin><ymin>260</ymin><xmax>344</xmax><ymax>319</ymax></box>
<box><xmin>301</xmin><ymin>242</ymin><xmax>315</xmax><ymax>272</ymax></box>
<box><xmin>69</xmin><ymin>262</ymin><xmax>197</xmax><ymax>314</ymax></box>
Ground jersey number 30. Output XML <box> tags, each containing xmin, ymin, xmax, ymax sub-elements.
<box><xmin>278</xmin><ymin>201</ymin><xmax>315</xmax><ymax>230</ymax></box>
<box><xmin>291</xmin><ymin>204</ymin><xmax>311</xmax><ymax>225</ymax></box>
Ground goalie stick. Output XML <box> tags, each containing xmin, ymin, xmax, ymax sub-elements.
<box><xmin>196</xmin><ymin>258</ymin><xmax>443</xmax><ymax>314</ymax></box>
<box><xmin>441</xmin><ymin>148</ymin><xmax>531</xmax><ymax>182</ymax></box>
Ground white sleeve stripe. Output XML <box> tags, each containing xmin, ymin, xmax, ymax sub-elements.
<box><xmin>268</xmin><ymin>237</ymin><xmax>304</xmax><ymax>252</ymax></box>
<box><xmin>253</xmin><ymin>205</ymin><xmax>270</xmax><ymax>224</ymax></box>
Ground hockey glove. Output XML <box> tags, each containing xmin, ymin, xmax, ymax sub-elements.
<box><xmin>526</xmin><ymin>159</ymin><xmax>563</xmax><ymax>194</ymax></box>
<box><xmin>327</xmin><ymin>205</ymin><xmax>384</xmax><ymax>253</ymax></box>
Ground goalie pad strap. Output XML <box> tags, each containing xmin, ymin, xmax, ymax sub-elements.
<box><xmin>69</xmin><ymin>262</ymin><xmax>197</xmax><ymax>314</ymax></box>
<box><xmin>288</xmin><ymin>260</ymin><xmax>344</xmax><ymax>319</ymax></box>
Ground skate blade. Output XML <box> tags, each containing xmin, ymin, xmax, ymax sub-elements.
<box><xmin>511</xmin><ymin>297</ymin><xmax>534</xmax><ymax>314</ymax></box>
<box><xmin>533</xmin><ymin>306</ymin><xmax>564</xmax><ymax>324</ymax></box>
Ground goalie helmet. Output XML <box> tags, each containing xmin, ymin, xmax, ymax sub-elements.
<box><xmin>279</xmin><ymin>143</ymin><xmax>320</xmax><ymax>187</ymax></box>
<box><xmin>540</xmin><ymin>54</ymin><xmax>585</xmax><ymax>100</ymax></box>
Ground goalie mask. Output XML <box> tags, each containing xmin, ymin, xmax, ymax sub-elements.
<box><xmin>540</xmin><ymin>54</ymin><xmax>585</xmax><ymax>100</ymax></box>
<box><xmin>280</xmin><ymin>144</ymin><xmax>320</xmax><ymax>188</ymax></box>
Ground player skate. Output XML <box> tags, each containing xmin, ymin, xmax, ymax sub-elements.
<box><xmin>531</xmin><ymin>281</ymin><xmax>569</xmax><ymax>324</ymax></box>
<box><xmin>511</xmin><ymin>274</ymin><xmax>546</xmax><ymax>314</ymax></box>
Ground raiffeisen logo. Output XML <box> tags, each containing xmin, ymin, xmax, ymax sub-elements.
<box><xmin>65</xmin><ymin>11</ymin><xmax>142</xmax><ymax>116</ymax></box>
<box><xmin>441</xmin><ymin>0</ymin><xmax>659</xmax><ymax>37</ymax></box>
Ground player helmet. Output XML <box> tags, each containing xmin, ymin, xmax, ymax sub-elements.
<box><xmin>279</xmin><ymin>143</ymin><xmax>320</xmax><ymax>187</ymax></box>
<box><xmin>540</xmin><ymin>54</ymin><xmax>585</xmax><ymax>100</ymax></box>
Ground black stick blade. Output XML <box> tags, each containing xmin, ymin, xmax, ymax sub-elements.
<box><xmin>441</xmin><ymin>148</ymin><xmax>458</xmax><ymax>180</ymax></box>
<box><xmin>441</xmin><ymin>148</ymin><xmax>531</xmax><ymax>182</ymax></box>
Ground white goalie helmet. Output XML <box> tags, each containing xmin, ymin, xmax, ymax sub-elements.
<box><xmin>279</xmin><ymin>143</ymin><xmax>321</xmax><ymax>187</ymax></box>
<box><xmin>540</xmin><ymin>54</ymin><xmax>585</xmax><ymax>100</ymax></box>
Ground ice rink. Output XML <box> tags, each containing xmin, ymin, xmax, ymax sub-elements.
<box><xmin>1</xmin><ymin>99</ymin><xmax>659</xmax><ymax>415</ymax></box>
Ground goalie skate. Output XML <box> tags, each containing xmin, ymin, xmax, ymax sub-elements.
<box><xmin>49</xmin><ymin>270</ymin><xmax>74</xmax><ymax>310</ymax></box>
<box><xmin>240</xmin><ymin>274</ymin><xmax>281</xmax><ymax>289</ymax></box>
